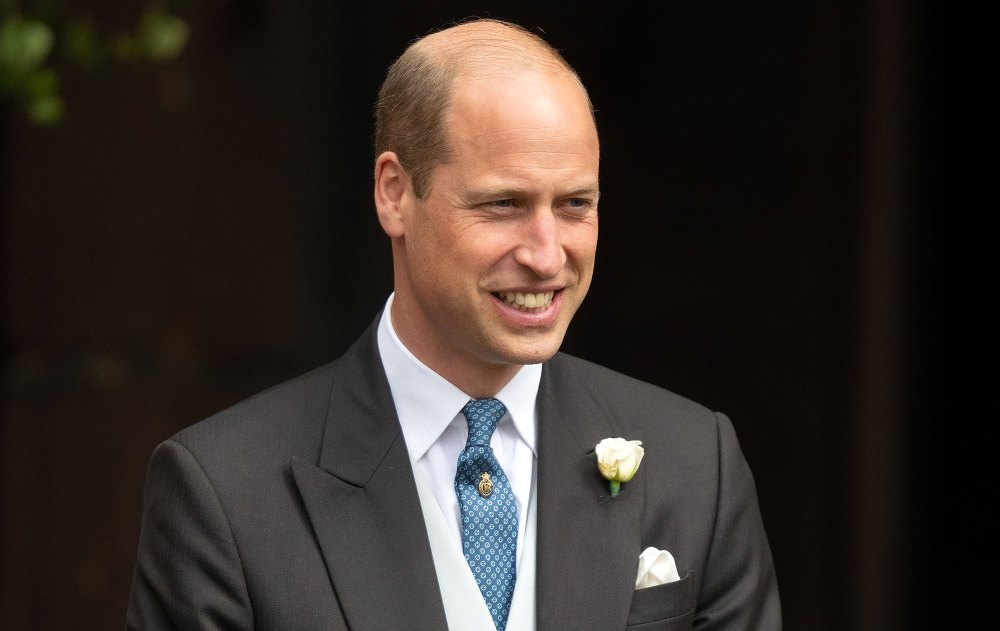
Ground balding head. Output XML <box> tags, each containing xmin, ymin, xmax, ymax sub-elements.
<box><xmin>374</xmin><ymin>19</ymin><xmax>594</xmax><ymax>198</ymax></box>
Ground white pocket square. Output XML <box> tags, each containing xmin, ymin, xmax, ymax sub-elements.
<box><xmin>635</xmin><ymin>546</ymin><xmax>681</xmax><ymax>589</ymax></box>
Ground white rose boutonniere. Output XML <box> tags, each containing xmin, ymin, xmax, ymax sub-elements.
<box><xmin>595</xmin><ymin>437</ymin><xmax>644</xmax><ymax>497</ymax></box>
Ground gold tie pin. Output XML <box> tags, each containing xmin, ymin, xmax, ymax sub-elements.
<box><xmin>478</xmin><ymin>472</ymin><xmax>493</xmax><ymax>498</ymax></box>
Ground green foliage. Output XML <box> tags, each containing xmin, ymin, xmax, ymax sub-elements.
<box><xmin>65</xmin><ymin>18</ymin><xmax>100</xmax><ymax>67</ymax></box>
<box><xmin>0</xmin><ymin>2</ymin><xmax>189</xmax><ymax>125</ymax></box>
<box><xmin>136</xmin><ymin>9</ymin><xmax>189</xmax><ymax>61</ymax></box>
<box><xmin>0</xmin><ymin>17</ymin><xmax>53</xmax><ymax>72</ymax></box>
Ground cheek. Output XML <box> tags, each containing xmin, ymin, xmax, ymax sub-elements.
<box><xmin>564</xmin><ymin>224</ymin><xmax>599</xmax><ymax>259</ymax></box>
<box><xmin>449</xmin><ymin>231</ymin><xmax>514</xmax><ymax>272</ymax></box>
<box><xmin>407</xmin><ymin>219</ymin><xmax>460</xmax><ymax>269</ymax></box>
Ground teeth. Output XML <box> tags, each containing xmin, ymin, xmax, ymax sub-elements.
<box><xmin>499</xmin><ymin>291</ymin><xmax>555</xmax><ymax>312</ymax></box>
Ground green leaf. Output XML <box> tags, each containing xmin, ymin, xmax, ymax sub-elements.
<box><xmin>140</xmin><ymin>12</ymin><xmax>189</xmax><ymax>61</ymax></box>
<box><xmin>27</xmin><ymin>93</ymin><xmax>63</xmax><ymax>124</ymax></box>
<box><xmin>113</xmin><ymin>35</ymin><xmax>142</xmax><ymax>62</ymax></box>
<box><xmin>26</xmin><ymin>67</ymin><xmax>58</xmax><ymax>98</ymax></box>
<box><xmin>66</xmin><ymin>18</ymin><xmax>102</xmax><ymax>67</ymax></box>
<box><xmin>0</xmin><ymin>18</ymin><xmax>54</xmax><ymax>71</ymax></box>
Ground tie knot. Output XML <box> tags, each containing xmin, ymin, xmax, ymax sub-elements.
<box><xmin>461</xmin><ymin>398</ymin><xmax>507</xmax><ymax>447</ymax></box>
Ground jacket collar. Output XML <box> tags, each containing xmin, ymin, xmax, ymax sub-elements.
<box><xmin>292</xmin><ymin>319</ymin><xmax>643</xmax><ymax>631</ymax></box>
<box><xmin>291</xmin><ymin>318</ymin><xmax>449</xmax><ymax>631</ymax></box>
<box><xmin>535</xmin><ymin>353</ymin><xmax>646</xmax><ymax>631</ymax></box>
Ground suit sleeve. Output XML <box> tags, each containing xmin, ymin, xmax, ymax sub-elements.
<box><xmin>127</xmin><ymin>439</ymin><xmax>254</xmax><ymax>630</ymax></box>
<box><xmin>694</xmin><ymin>413</ymin><xmax>781</xmax><ymax>630</ymax></box>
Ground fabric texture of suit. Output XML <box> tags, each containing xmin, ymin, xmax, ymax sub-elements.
<box><xmin>128</xmin><ymin>318</ymin><xmax>780</xmax><ymax>630</ymax></box>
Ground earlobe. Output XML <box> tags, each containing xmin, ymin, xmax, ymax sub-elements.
<box><xmin>374</xmin><ymin>151</ymin><xmax>408</xmax><ymax>238</ymax></box>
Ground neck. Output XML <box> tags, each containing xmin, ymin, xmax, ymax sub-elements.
<box><xmin>389</xmin><ymin>302</ymin><xmax>521</xmax><ymax>399</ymax></box>
<box><xmin>434</xmin><ymin>361</ymin><xmax>520</xmax><ymax>399</ymax></box>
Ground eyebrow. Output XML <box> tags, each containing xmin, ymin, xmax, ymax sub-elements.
<box><xmin>566</xmin><ymin>186</ymin><xmax>601</xmax><ymax>200</ymax></box>
<box><xmin>461</xmin><ymin>185</ymin><xmax>600</xmax><ymax>205</ymax></box>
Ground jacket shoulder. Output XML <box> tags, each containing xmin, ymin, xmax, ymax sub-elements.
<box><xmin>171</xmin><ymin>360</ymin><xmax>338</xmax><ymax>465</ymax></box>
<box><xmin>546</xmin><ymin>352</ymin><xmax>717</xmax><ymax>421</ymax></box>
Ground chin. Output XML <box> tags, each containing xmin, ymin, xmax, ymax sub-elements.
<box><xmin>492</xmin><ymin>333</ymin><xmax>565</xmax><ymax>366</ymax></box>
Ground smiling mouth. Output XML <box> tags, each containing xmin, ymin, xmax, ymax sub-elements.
<box><xmin>493</xmin><ymin>290</ymin><xmax>556</xmax><ymax>312</ymax></box>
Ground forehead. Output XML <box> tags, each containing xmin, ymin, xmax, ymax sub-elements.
<box><xmin>442</xmin><ymin>69</ymin><xmax>599</xmax><ymax>164</ymax></box>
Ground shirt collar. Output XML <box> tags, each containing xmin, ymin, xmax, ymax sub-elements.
<box><xmin>377</xmin><ymin>294</ymin><xmax>540</xmax><ymax>461</ymax></box>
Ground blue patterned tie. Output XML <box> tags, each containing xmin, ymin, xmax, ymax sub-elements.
<box><xmin>455</xmin><ymin>398</ymin><xmax>518</xmax><ymax>631</ymax></box>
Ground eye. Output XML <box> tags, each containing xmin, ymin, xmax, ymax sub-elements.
<box><xmin>479</xmin><ymin>198</ymin><xmax>521</xmax><ymax>216</ymax></box>
<box><xmin>560</xmin><ymin>197</ymin><xmax>595</xmax><ymax>217</ymax></box>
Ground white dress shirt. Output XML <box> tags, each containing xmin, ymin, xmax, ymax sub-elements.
<box><xmin>377</xmin><ymin>294</ymin><xmax>539</xmax><ymax>562</ymax></box>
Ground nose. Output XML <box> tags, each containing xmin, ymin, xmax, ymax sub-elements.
<box><xmin>514</xmin><ymin>208</ymin><xmax>567</xmax><ymax>279</ymax></box>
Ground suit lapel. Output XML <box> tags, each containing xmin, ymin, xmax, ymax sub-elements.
<box><xmin>291</xmin><ymin>322</ymin><xmax>448</xmax><ymax>631</ymax></box>
<box><xmin>535</xmin><ymin>355</ymin><xmax>645</xmax><ymax>631</ymax></box>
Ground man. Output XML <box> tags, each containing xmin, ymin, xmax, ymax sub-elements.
<box><xmin>128</xmin><ymin>19</ymin><xmax>780</xmax><ymax>630</ymax></box>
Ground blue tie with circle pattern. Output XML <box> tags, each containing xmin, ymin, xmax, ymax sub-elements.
<box><xmin>455</xmin><ymin>398</ymin><xmax>518</xmax><ymax>631</ymax></box>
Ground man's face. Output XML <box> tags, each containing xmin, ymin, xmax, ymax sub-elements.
<box><xmin>389</xmin><ymin>69</ymin><xmax>599</xmax><ymax>381</ymax></box>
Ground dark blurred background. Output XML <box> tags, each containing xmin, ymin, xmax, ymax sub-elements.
<box><xmin>2</xmin><ymin>1</ymin><xmax>946</xmax><ymax>629</ymax></box>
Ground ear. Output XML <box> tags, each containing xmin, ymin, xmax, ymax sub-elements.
<box><xmin>374</xmin><ymin>151</ymin><xmax>410</xmax><ymax>238</ymax></box>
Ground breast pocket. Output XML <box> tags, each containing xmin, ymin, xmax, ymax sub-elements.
<box><xmin>625</xmin><ymin>571</ymin><xmax>696</xmax><ymax>630</ymax></box>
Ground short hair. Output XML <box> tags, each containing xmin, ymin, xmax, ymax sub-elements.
<box><xmin>374</xmin><ymin>19</ymin><xmax>593</xmax><ymax>199</ymax></box>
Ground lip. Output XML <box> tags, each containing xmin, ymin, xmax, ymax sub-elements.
<box><xmin>490</xmin><ymin>288</ymin><xmax>564</xmax><ymax>328</ymax></box>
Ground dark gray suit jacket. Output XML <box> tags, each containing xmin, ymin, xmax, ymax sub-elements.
<box><xmin>127</xmin><ymin>319</ymin><xmax>780</xmax><ymax>630</ymax></box>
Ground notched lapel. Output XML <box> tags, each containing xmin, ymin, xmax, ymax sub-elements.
<box><xmin>290</xmin><ymin>324</ymin><xmax>448</xmax><ymax>631</ymax></box>
<box><xmin>535</xmin><ymin>360</ymin><xmax>646</xmax><ymax>631</ymax></box>
<box><xmin>291</xmin><ymin>446</ymin><xmax>448</xmax><ymax>631</ymax></box>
